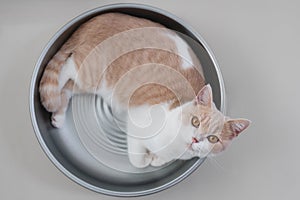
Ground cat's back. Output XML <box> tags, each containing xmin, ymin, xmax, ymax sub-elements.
<box><xmin>66</xmin><ymin>13</ymin><xmax>205</xmax><ymax>109</ymax></box>
<box><xmin>66</xmin><ymin>13</ymin><xmax>164</xmax><ymax>63</ymax></box>
<box><xmin>77</xmin><ymin>12</ymin><xmax>164</xmax><ymax>35</ymax></box>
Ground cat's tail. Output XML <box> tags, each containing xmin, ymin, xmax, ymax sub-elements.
<box><xmin>39</xmin><ymin>49</ymin><xmax>72</xmax><ymax>112</ymax></box>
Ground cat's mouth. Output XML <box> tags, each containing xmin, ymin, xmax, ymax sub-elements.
<box><xmin>188</xmin><ymin>138</ymin><xmax>200</xmax><ymax>151</ymax></box>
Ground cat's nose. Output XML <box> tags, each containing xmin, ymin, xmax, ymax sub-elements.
<box><xmin>192</xmin><ymin>137</ymin><xmax>198</xmax><ymax>143</ymax></box>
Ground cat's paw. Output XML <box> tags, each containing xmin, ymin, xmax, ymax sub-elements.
<box><xmin>51</xmin><ymin>113</ymin><xmax>65</xmax><ymax>128</ymax></box>
<box><xmin>151</xmin><ymin>155</ymin><xmax>167</xmax><ymax>167</ymax></box>
<box><xmin>129</xmin><ymin>153</ymin><xmax>153</xmax><ymax>168</ymax></box>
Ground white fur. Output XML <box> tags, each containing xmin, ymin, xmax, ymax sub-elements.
<box><xmin>192</xmin><ymin>140</ymin><xmax>211</xmax><ymax>157</ymax></box>
<box><xmin>126</xmin><ymin>102</ymin><xmax>199</xmax><ymax>168</ymax></box>
<box><xmin>234</xmin><ymin>122</ymin><xmax>245</xmax><ymax>131</ymax></box>
<box><xmin>166</xmin><ymin>33</ymin><xmax>194</xmax><ymax>70</ymax></box>
<box><xmin>96</xmin><ymin>79</ymin><xmax>127</xmax><ymax>117</ymax></box>
<box><xmin>127</xmin><ymin>103</ymin><xmax>168</xmax><ymax>131</ymax></box>
<box><xmin>97</xmin><ymin>79</ymin><xmax>113</xmax><ymax>103</ymax></box>
<box><xmin>51</xmin><ymin>113</ymin><xmax>65</xmax><ymax>128</ymax></box>
<box><xmin>58</xmin><ymin>56</ymin><xmax>77</xmax><ymax>90</ymax></box>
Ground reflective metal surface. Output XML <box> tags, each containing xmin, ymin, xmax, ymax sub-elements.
<box><xmin>30</xmin><ymin>3</ymin><xmax>226</xmax><ymax>197</ymax></box>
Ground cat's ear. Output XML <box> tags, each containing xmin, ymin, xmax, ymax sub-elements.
<box><xmin>196</xmin><ymin>84</ymin><xmax>213</xmax><ymax>107</ymax></box>
<box><xmin>225</xmin><ymin>119</ymin><xmax>251</xmax><ymax>138</ymax></box>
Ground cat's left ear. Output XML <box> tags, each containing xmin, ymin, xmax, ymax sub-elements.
<box><xmin>195</xmin><ymin>84</ymin><xmax>213</xmax><ymax>107</ymax></box>
<box><xmin>225</xmin><ymin>119</ymin><xmax>251</xmax><ymax>137</ymax></box>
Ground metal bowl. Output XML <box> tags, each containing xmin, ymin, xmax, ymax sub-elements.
<box><xmin>29</xmin><ymin>3</ymin><xmax>226</xmax><ymax>197</ymax></box>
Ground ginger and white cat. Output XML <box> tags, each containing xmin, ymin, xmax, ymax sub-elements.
<box><xmin>39</xmin><ymin>13</ymin><xmax>250</xmax><ymax>168</ymax></box>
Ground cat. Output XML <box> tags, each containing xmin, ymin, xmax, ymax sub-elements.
<box><xmin>39</xmin><ymin>13</ymin><xmax>250</xmax><ymax>168</ymax></box>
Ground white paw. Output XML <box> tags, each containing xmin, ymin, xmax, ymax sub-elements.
<box><xmin>51</xmin><ymin>113</ymin><xmax>65</xmax><ymax>128</ymax></box>
<box><xmin>143</xmin><ymin>153</ymin><xmax>153</xmax><ymax>167</ymax></box>
<box><xmin>129</xmin><ymin>153</ymin><xmax>153</xmax><ymax>168</ymax></box>
<box><xmin>151</xmin><ymin>155</ymin><xmax>167</xmax><ymax>167</ymax></box>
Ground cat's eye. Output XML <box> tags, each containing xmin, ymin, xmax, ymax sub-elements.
<box><xmin>191</xmin><ymin>116</ymin><xmax>200</xmax><ymax>128</ymax></box>
<box><xmin>207</xmin><ymin>135</ymin><xmax>219</xmax><ymax>143</ymax></box>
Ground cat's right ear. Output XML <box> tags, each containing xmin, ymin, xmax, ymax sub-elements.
<box><xmin>225</xmin><ymin>119</ymin><xmax>251</xmax><ymax>138</ymax></box>
<box><xmin>195</xmin><ymin>84</ymin><xmax>212</xmax><ymax>107</ymax></box>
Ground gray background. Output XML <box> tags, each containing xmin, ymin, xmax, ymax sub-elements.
<box><xmin>1</xmin><ymin>0</ymin><xmax>299</xmax><ymax>199</ymax></box>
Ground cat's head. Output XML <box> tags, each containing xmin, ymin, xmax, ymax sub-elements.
<box><xmin>180</xmin><ymin>84</ymin><xmax>250</xmax><ymax>157</ymax></box>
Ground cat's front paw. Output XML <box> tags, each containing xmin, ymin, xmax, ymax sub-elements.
<box><xmin>151</xmin><ymin>155</ymin><xmax>167</xmax><ymax>167</ymax></box>
<box><xmin>129</xmin><ymin>153</ymin><xmax>153</xmax><ymax>168</ymax></box>
<box><xmin>51</xmin><ymin>113</ymin><xmax>65</xmax><ymax>128</ymax></box>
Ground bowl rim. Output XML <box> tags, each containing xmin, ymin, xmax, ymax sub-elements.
<box><xmin>29</xmin><ymin>3</ymin><xmax>226</xmax><ymax>197</ymax></box>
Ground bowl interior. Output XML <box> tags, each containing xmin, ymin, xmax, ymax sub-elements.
<box><xmin>31</xmin><ymin>4</ymin><xmax>225</xmax><ymax>196</ymax></box>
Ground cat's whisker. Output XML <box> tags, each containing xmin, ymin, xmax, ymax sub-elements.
<box><xmin>206</xmin><ymin>156</ymin><xmax>227</xmax><ymax>173</ymax></box>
